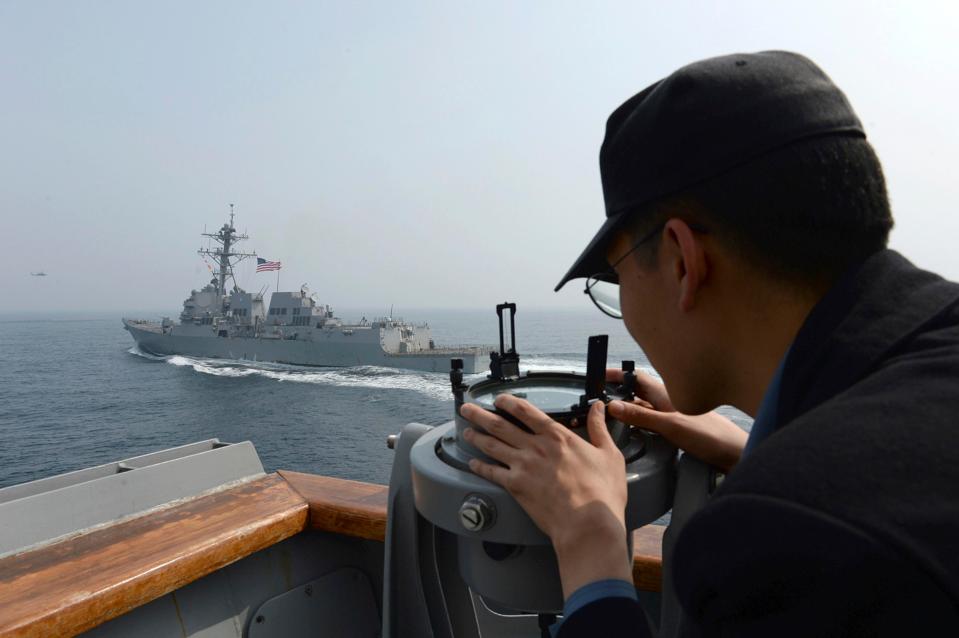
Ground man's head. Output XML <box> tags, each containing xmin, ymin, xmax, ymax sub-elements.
<box><xmin>620</xmin><ymin>133</ymin><xmax>892</xmax><ymax>287</ymax></box>
<box><xmin>558</xmin><ymin>51</ymin><xmax>894</xmax><ymax>414</ymax></box>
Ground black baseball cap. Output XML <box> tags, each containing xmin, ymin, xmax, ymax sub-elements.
<box><xmin>554</xmin><ymin>51</ymin><xmax>865</xmax><ymax>291</ymax></box>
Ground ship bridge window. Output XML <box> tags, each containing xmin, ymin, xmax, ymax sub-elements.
<box><xmin>293</xmin><ymin>308</ymin><xmax>300</xmax><ymax>315</ymax></box>
<box><xmin>281</xmin><ymin>308</ymin><xmax>288</xmax><ymax>315</ymax></box>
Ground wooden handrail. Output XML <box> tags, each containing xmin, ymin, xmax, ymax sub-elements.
<box><xmin>0</xmin><ymin>471</ymin><xmax>665</xmax><ymax>638</ymax></box>
<box><xmin>279</xmin><ymin>470</ymin><xmax>390</xmax><ymax>541</ymax></box>
<box><xmin>278</xmin><ymin>470</ymin><xmax>665</xmax><ymax>592</ymax></box>
<box><xmin>0</xmin><ymin>474</ymin><xmax>308</xmax><ymax>638</ymax></box>
<box><xmin>632</xmin><ymin>524</ymin><xmax>665</xmax><ymax>592</ymax></box>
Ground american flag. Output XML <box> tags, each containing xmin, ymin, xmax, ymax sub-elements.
<box><xmin>256</xmin><ymin>257</ymin><xmax>281</xmax><ymax>272</ymax></box>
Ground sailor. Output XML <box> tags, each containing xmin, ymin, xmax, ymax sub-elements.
<box><xmin>460</xmin><ymin>51</ymin><xmax>959</xmax><ymax>635</ymax></box>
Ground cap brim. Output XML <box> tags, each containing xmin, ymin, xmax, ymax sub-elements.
<box><xmin>554</xmin><ymin>213</ymin><xmax>629</xmax><ymax>292</ymax></box>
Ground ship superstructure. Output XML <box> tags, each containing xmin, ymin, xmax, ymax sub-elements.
<box><xmin>123</xmin><ymin>209</ymin><xmax>490</xmax><ymax>372</ymax></box>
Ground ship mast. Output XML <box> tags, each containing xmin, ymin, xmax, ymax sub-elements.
<box><xmin>198</xmin><ymin>204</ymin><xmax>257</xmax><ymax>298</ymax></box>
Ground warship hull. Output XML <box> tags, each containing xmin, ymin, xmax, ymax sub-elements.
<box><xmin>123</xmin><ymin>319</ymin><xmax>489</xmax><ymax>373</ymax></box>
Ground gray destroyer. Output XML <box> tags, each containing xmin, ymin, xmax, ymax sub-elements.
<box><xmin>123</xmin><ymin>209</ymin><xmax>490</xmax><ymax>372</ymax></box>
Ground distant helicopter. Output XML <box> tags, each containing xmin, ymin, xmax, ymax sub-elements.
<box><xmin>30</xmin><ymin>272</ymin><xmax>47</xmax><ymax>277</ymax></box>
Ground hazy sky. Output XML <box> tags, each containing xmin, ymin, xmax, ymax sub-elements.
<box><xmin>3</xmin><ymin>1</ymin><xmax>958</xmax><ymax>314</ymax></box>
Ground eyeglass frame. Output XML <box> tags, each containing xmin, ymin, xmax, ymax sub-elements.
<box><xmin>584</xmin><ymin>220</ymin><xmax>708</xmax><ymax>319</ymax></box>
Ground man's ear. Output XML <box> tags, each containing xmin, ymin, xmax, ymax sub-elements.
<box><xmin>663</xmin><ymin>219</ymin><xmax>708</xmax><ymax>312</ymax></box>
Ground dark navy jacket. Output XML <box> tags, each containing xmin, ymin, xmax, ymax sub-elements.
<box><xmin>559</xmin><ymin>250</ymin><xmax>959</xmax><ymax>637</ymax></box>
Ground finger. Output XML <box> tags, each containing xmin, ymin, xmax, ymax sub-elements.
<box><xmin>493</xmin><ymin>394</ymin><xmax>556</xmax><ymax>435</ymax></box>
<box><xmin>586</xmin><ymin>401</ymin><xmax>615</xmax><ymax>449</ymax></box>
<box><xmin>460</xmin><ymin>403</ymin><xmax>533</xmax><ymax>448</ymax></box>
<box><xmin>607</xmin><ymin>368</ymin><xmax>673</xmax><ymax>411</ymax></box>
<box><xmin>632</xmin><ymin>372</ymin><xmax>674</xmax><ymax>411</ymax></box>
<box><xmin>633</xmin><ymin>371</ymin><xmax>661</xmax><ymax>394</ymax></box>
<box><xmin>607</xmin><ymin>400</ymin><xmax>676</xmax><ymax>434</ymax></box>
<box><xmin>605</xmin><ymin>367</ymin><xmax>625</xmax><ymax>383</ymax></box>
<box><xmin>571</xmin><ymin>399</ymin><xmax>648</xmax><ymax>427</ymax></box>
<box><xmin>468</xmin><ymin>457</ymin><xmax>511</xmax><ymax>489</ymax></box>
<box><xmin>463</xmin><ymin>427</ymin><xmax>519</xmax><ymax>465</ymax></box>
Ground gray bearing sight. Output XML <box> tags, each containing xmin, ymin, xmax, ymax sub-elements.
<box><xmin>405</xmin><ymin>302</ymin><xmax>678</xmax><ymax>614</ymax></box>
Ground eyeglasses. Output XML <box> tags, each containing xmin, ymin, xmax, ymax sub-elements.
<box><xmin>585</xmin><ymin>222</ymin><xmax>705</xmax><ymax>319</ymax></box>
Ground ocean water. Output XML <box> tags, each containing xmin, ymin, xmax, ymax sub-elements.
<box><xmin>0</xmin><ymin>308</ymin><xmax>751</xmax><ymax>489</ymax></box>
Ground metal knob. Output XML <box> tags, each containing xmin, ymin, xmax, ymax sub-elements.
<box><xmin>459</xmin><ymin>494</ymin><xmax>495</xmax><ymax>532</ymax></box>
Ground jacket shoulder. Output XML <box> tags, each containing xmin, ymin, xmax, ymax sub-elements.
<box><xmin>674</xmin><ymin>493</ymin><xmax>959</xmax><ymax>637</ymax></box>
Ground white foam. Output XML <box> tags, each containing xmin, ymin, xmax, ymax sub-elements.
<box><xmin>515</xmin><ymin>356</ymin><xmax>661</xmax><ymax>380</ymax></box>
<box><xmin>128</xmin><ymin>348</ymin><xmax>455</xmax><ymax>400</ymax></box>
<box><xmin>518</xmin><ymin>356</ymin><xmax>584</xmax><ymax>373</ymax></box>
<box><xmin>255</xmin><ymin>367</ymin><xmax>455</xmax><ymax>400</ymax></box>
<box><xmin>126</xmin><ymin>346</ymin><xmax>167</xmax><ymax>362</ymax></box>
<box><xmin>126</xmin><ymin>348</ymin><xmax>659</xmax><ymax>402</ymax></box>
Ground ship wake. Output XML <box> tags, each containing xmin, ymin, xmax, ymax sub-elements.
<box><xmin>126</xmin><ymin>347</ymin><xmax>662</xmax><ymax>402</ymax></box>
<box><xmin>128</xmin><ymin>346</ymin><xmax>466</xmax><ymax>400</ymax></box>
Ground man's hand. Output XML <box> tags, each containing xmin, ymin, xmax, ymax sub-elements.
<box><xmin>461</xmin><ymin>396</ymin><xmax>633</xmax><ymax>598</ymax></box>
<box><xmin>607</xmin><ymin>368</ymin><xmax>747</xmax><ymax>473</ymax></box>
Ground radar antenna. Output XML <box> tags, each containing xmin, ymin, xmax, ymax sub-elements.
<box><xmin>197</xmin><ymin>204</ymin><xmax>257</xmax><ymax>298</ymax></box>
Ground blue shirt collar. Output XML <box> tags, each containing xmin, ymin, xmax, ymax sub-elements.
<box><xmin>742</xmin><ymin>345</ymin><xmax>791</xmax><ymax>458</ymax></box>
